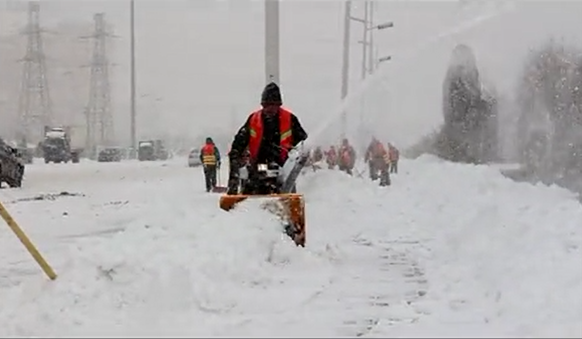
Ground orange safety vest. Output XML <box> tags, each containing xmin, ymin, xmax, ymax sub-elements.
<box><xmin>375</xmin><ymin>142</ymin><xmax>387</xmax><ymax>156</ymax></box>
<box><xmin>389</xmin><ymin>145</ymin><xmax>399</xmax><ymax>161</ymax></box>
<box><xmin>201</xmin><ymin>143</ymin><xmax>217</xmax><ymax>165</ymax></box>
<box><xmin>340</xmin><ymin>146</ymin><xmax>351</xmax><ymax>164</ymax></box>
<box><xmin>248</xmin><ymin>108</ymin><xmax>293</xmax><ymax>163</ymax></box>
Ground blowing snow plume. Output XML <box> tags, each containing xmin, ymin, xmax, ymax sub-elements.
<box><xmin>509</xmin><ymin>39</ymin><xmax>582</xmax><ymax>191</ymax></box>
<box><xmin>408</xmin><ymin>44</ymin><xmax>499</xmax><ymax>164</ymax></box>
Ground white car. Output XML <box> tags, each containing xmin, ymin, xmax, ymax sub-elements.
<box><xmin>187</xmin><ymin>149</ymin><xmax>201</xmax><ymax>167</ymax></box>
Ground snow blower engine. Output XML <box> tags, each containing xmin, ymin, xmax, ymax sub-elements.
<box><xmin>219</xmin><ymin>149</ymin><xmax>309</xmax><ymax>247</ymax></box>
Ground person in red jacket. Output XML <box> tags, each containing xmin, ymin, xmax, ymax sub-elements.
<box><xmin>325</xmin><ymin>145</ymin><xmax>338</xmax><ymax>169</ymax></box>
<box><xmin>226</xmin><ymin>82</ymin><xmax>308</xmax><ymax>195</ymax></box>
<box><xmin>338</xmin><ymin>138</ymin><xmax>356</xmax><ymax>175</ymax></box>
<box><xmin>388</xmin><ymin>142</ymin><xmax>400</xmax><ymax>174</ymax></box>
<box><xmin>365</xmin><ymin>138</ymin><xmax>391</xmax><ymax>186</ymax></box>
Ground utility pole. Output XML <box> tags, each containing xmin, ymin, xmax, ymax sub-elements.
<box><xmin>349</xmin><ymin>1</ymin><xmax>394</xmax><ymax>133</ymax></box>
<box><xmin>360</xmin><ymin>1</ymin><xmax>369</xmax><ymax>80</ymax></box>
<box><xmin>352</xmin><ymin>2</ymin><xmax>394</xmax><ymax>76</ymax></box>
<box><xmin>264</xmin><ymin>0</ymin><xmax>280</xmax><ymax>84</ymax></box>
<box><xmin>367</xmin><ymin>1</ymin><xmax>375</xmax><ymax>75</ymax></box>
<box><xmin>340</xmin><ymin>0</ymin><xmax>352</xmax><ymax>139</ymax></box>
<box><xmin>129</xmin><ymin>0</ymin><xmax>137</xmax><ymax>157</ymax></box>
<box><xmin>82</xmin><ymin>13</ymin><xmax>115</xmax><ymax>158</ymax></box>
<box><xmin>17</xmin><ymin>1</ymin><xmax>52</xmax><ymax>147</ymax></box>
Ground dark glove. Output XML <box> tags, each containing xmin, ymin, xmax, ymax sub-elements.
<box><xmin>217</xmin><ymin>161</ymin><xmax>221</xmax><ymax>169</ymax></box>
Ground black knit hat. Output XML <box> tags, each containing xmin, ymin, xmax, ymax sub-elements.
<box><xmin>261</xmin><ymin>82</ymin><xmax>282</xmax><ymax>106</ymax></box>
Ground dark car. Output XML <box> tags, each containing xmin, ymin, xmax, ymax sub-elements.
<box><xmin>98</xmin><ymin>148</ymin><xmax>123</xmax><ymax>162</ymax></box>
<box><xmin>0</xmin><ymin>139</ymin><xmax>25</xmax><ymax>188</ymax></box>
<box><xmin>43</xmin><ymin>137</ymin><xmax>71</xmax><ymax>163</ymax></box>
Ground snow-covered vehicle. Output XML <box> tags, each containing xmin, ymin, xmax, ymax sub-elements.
<box><xmin>97</xmin><ymin>147</ymin><xmax>123</xmax><ymax>162</ymax></box>
<box><xmin>0</xmin><ymin>138</ymin><xmax>25</xmax><ymax>188</ymax></box>
<box><xmin>187</xmin><ymin>149</ymin><xmax>201</xmax><ymax>167</ymax></box>
<box><xmin>41</xmin><ymin>127</ymin><xmax>80</xmax><ymax>164</ymax></box>
<box><xmin>138</xmin><ymin>140</ymin><xmax>169</xmax><ymax>161</ymax></box>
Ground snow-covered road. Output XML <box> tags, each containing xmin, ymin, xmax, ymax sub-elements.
<box><xmin>0</xmin><ymin>157</ymin><xmax>580</xmax><ymax>337</ymax></box>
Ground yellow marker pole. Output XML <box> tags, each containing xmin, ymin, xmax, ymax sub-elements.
<box><xmin>0</xmin><ymin>201</ymin><xmax>57</xmax><ymax>280</ymax></box>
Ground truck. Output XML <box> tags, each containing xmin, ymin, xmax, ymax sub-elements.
<box><xmin>0</xmin><ymin>138</ymin><xmax>25</xmax><ymax>188</ymax></box>
<box><xmin>138</xmin><ymin>139</ymin><xmax>169</xmax><ymax>161</ymax></box>
<box><xmin>41</xmin><ymin>126</ymin><xmax>80</xmax><ymax>164</ymax></box>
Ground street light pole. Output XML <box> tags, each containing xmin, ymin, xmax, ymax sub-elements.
<box><xmin>360</xmin><ymin>1</ymin><xmax>369</xmax><ymax>80</ymax></box>
<box><xmin>129</xmin><ymin>0</ymin><xmax>136</xmax><ymax>157</ymax></box>
<box><xmin>351</xmin><ymin>2</ymin><xmax>393</xmax><ymax>77</ymax></box>
<box><xmin>340</xmin><ymin>0</ymin><xmax>352</xmax><ymax>139</ymax></box>
<box><xmin>367</xmin><ymin>1</ymin><xmax>375</xmax><ymax>75</ymax></box>
<box><xmin>265</xmin><ymin>0</ymin><xmax>280</xmax><ymax>85</ymax></box>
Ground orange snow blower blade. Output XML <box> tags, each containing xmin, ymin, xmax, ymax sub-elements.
<box><xmin>219</xmin><ymin>193</ymin><xmax>306</xmax><ymax>247</ymax></box>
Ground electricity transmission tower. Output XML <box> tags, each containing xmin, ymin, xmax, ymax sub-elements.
<box><xmin>17</xmin><ymin>1</ymin><xmax>52</xmax><ymax>146</ymax></box>
<box><xmin>82</xmin><ymin>13</ymin><xmax>115</xmax><ymax>155</ymax></box>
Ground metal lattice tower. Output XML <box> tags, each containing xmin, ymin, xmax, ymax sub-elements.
<box><xmin>17</xmin><ymin>1</ymin><xmax>52</xmax><ymax>146</ymax></box>
<box><xmin>83</xmin><ymin>12</ymin><xmax>114</xmax><ymax>153</ymax></box>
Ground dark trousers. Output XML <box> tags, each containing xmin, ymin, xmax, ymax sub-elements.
<box><xmin>338</xmin><ymin>164</ymin><xmax>352</xmax><ymax>175</ymax></box>
<box><xmin>369</xmin><ymin>161</ymin><xmax>378</xmax><ymax>180</ymax></box>
<box><xmin>369</xmin><ymin>161</ymin><xmax>390</xmax><ymax>186</ymax></box>
<box><xmin>390</xmin><ymin>161</ymin><xmax>398</xmax><ymax>173</ymax></box>
<box><xmin>203</xmin><ymin>165</ymin><xmax>217</xmax><ymax>192</ymax></box>
<box><xmin>379</xmin><ymin>168</ymin><xmax>391</xmax><ymax>186</ymax></box>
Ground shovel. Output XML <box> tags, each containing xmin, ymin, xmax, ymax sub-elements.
<box><xmin>212</xmin><ymin>168</ymin><xmax>228</xmax><ymax>193</ymax></box>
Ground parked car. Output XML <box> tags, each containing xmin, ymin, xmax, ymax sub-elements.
<box><xmin>188</xmin><ymin>149</ymin><xmax>201</xmax><ymax>167</ymax></box>
<box><xmin>97</xmin><ymin>147</ymin><xmax>123</xmax><ymax>162</ymax></box>
<box><xmin>138</xmin><ymin>139</ymin><xmax>168</xmax><ymax>161</ymax></box>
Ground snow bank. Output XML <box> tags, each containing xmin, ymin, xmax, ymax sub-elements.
<box><xmin>367</xmin><ymin>155</ymin><xmax>582</xmax><ymax>337</ymax></box>
<box><xmin>0</xmin><ymin>179</ymin><xmax>335</xmax><ymax>337</ymax></box>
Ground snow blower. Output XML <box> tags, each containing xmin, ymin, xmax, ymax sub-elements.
<box><xmin>219</xmin><ymin>149</ymin><xmax>309</xmax><ymax>247</ymax></box>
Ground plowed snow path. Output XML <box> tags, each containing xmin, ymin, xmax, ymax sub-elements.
<box><xmin>0</xmin><ymin>156</ymin><xmax>580</xmax><ymax>337</ymax></box>
<box><xmin>0</xmin><ymin>158</ymin><xmax>198</xmax><ymax>284</ymax></box>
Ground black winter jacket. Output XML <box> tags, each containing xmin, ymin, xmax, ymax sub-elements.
<box><xmin>229</xmin><ymin>110</ymin><xmax>307</xmax><ymax>168</ymax></box>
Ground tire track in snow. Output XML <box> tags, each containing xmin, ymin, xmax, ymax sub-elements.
<box><xmin>336</xmin><ymin>236</ymin><xmax>429</xmax><ymax>337</ymax></box>
<box><xmin>272</xmin><ymin>234</ymin><xmax>430</xmax><ymax>337</ymax></box>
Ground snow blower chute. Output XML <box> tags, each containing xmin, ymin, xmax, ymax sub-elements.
<box><xmin>219</xmin><ymin>149</ymin><xmax>309</xmax><ymax>247</ymax></box>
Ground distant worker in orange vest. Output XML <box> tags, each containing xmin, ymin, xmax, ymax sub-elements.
<box><xmin>387</xmin><ymin>142</ymin><xmax>400</xmax><ymax>174</ymax></box>
<box><xmin>338</xmin><ymin>138</ymin><xmax>356</xmax><ymax>175</ymax></box>
<box><xmin>200</xmin><ymin>137</ymin><xmax>221</xmax><ymax>192</ymax></box>
<box><xmin>365</xmin><ymin>138</ymin><xmax>391</xmax><ymax>186</ymax></box>
<box><xmin>325</xmin><ymin>145</ymin><xmax>338</xmax><ymax>169</ymax></box>
<box><xmin>227</xmin><ymin>82</ymin><xmax>308</xmax><ymax>195</ymax></box>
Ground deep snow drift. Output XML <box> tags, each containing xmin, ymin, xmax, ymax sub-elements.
<box><xmin>0</xmin><ymin>157</ymin><xmax>580</xmax><ymax>337</ymax></box>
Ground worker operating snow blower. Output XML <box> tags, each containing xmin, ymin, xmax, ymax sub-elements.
<box><xmin>220</xmin><ymin>82</ymin><xmax>310</xmax><ymax>246</ymax></box>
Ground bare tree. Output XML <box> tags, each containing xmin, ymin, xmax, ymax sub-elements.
<box><xmin>515</xmin><ymin>39</ymin><xmax>582</xmax><ymax>186</ymax></box>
